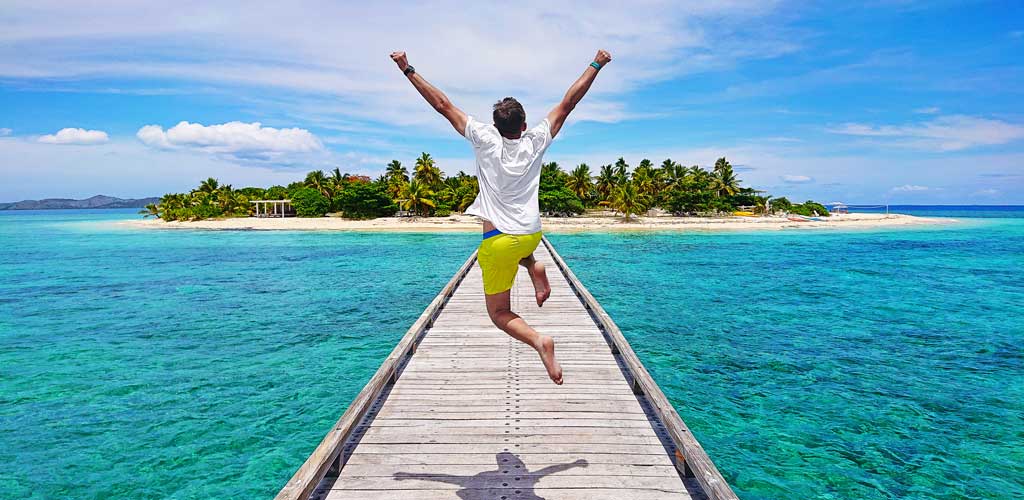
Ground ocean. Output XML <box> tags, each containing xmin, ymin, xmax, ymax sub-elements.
<box><xmin>1</xmin><ymin>207</ymin><xmax>1021</xmax><ymax>499</ymax></box>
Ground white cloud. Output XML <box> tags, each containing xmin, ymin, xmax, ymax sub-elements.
<box><xmin>0</xmin><ymin>138</ymin><xmax>302</xmax><ymax>202</ymax></box>
<box><xmin>136</xmin><ymin>121</ymin><xmax>323</xmax><ymax>163</ymax></box>
<box><xmin>0</xmin><ymin>128</ymin><xmax>10</xmax><ymax>136</ymax></box>
<box><xmin>0</xmin><ymin>1</ymin><xmax>797</xmax><ymax>129</ymax></box>
<box><xmin>38</xmin><ymin>127</ymin><xmax>109</xmax><ymax>145</ymax></box>
<box><xmin>891</xmin><ymin>184</ymin><xmax>930</xmax><ymax>192</ymax></box>
<box><xmin>828</xmin><ymin>115</ymin><xmax>1024</xmax><ymax>151</ymax></box>
<box><xmin>782</xmin><ymin>174</ymin><xmax>813</xmax><ymax>183</ymax></box>
<box><xmin>972</xmin><ymin>188</ymin><xmax>999</xmax><ymax>197</ymax></box>
<box><xmin>913</xmin><ymin>106</ymin><xmax>940</xmax><ymax>114</ymax></box>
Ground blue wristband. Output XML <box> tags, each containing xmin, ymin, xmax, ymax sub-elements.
<box><xmin>590</xmin><ymin>61</ymin><xmax>601</xmax><ymax>70</ymax></box>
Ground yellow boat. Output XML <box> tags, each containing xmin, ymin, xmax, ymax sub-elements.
<box><xmin>733</xmin><ymin>211</ymin><xmax>756</xmax><ymax>217</ymax></box>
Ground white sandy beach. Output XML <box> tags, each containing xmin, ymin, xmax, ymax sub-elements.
<box><xmin>121</xmin><ymin>212</ymin><xmax>953</xmax><ymax>233</ymax></box>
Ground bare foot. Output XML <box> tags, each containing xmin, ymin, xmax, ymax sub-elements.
<box><xmin>537</xmin><ymin>335</ymin><xmax>563</xmax><ymax>385</ymax></box>
<box><xmin>528</xmin><ymin>261</ymin><xmax>551</xmax><ymax>307</ymax></box>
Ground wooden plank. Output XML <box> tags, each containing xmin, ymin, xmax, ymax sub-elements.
<box><xmin>541</xmin><ymin>238</ymin><xmax>738</xmax><ymax>500</ymax></box>
<box><xmin>346</xmin><ymin>443</ymin><xmax>675</xmax><ymax>455</ymax></box>
<box><xmin>339</xmin><ymin>462</ymin><xmax>679</xmax><ymax>477</ymax></box>
<box><xmin>362</xmin><ymin>418</ymin><xmax>657</xmax><ymax>428</ymax></box>
<box><xmin>354</xmin><ymin>432</ymin><xmax>668</xmax><ymax>446</ymax></box>
<box><xmin>279</xmin><ymin>240</ymin><xmax>733</xmax><ymax>500</ymax></box>
<box><xmin>354</xmin><ymin>426</ymin><xmax>664</xmax><ymax>438</ymax></box>
<box><xmin>324</xmin><ymin>488</ymin><xmax>691</xmax><ymax>500</ymax></box>
<box><xmin>343</xmin><ymin>452</ymin><xmax>676</xmax><ymax>466</ymax></box>
<box><xmin>330</xmin><ymin>473</ymin><xmax>687</xmax><ymax>491</ymax></box>
<box><xmin>273</xmin><ymin>249</ymin><xmax>479</xmax><ymax>500</ymax></box>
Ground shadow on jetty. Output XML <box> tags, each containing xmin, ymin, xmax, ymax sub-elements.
<box><xmin>394</xmin><ymin>452</ymin><xmax>588</xmax><ymax>500</ymax></box>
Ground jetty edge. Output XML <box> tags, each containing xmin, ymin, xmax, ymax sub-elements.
<box><xmin>274</xmin><ymin>236</ymin><xmax>738</xmax><ymax>500</ymax></box>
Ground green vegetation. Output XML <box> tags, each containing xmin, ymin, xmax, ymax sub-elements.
<box><xmin>535</xmin><ymin>156</ymin><xmax>828</xmax><ymax>219</ymax></box>
<box><xmin>334</xmin><ymin>181</ymin><xmax>395</xmax><ymax>219</ymax></box>
<box><xmin>539</xmin><ymin>162</ymin><xmax>585</xmax><ymax>216</ymax></box>
<box><xmin>290</xmin><ymin>187</ymin><xmax>330</xmax><ymax>217</ymax></box>
<box><xmin>147</xmin><ymin>178</ymin><xmax>251</xmax><ymax>221</ymax></box>
<box><xmin>788</xmin><ymin>201</ymin><xmax>830</xmax><ymax>217</ymax></box>
<box><xmin>150</xmin><ymin>154</ymin><xmax>828</xmax><ymax>221</ymax></box>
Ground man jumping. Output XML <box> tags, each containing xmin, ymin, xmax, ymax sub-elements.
<box><xmin>391</xmin><ymin>49</ymin><xmax>612</xmax><ymax>385</ymax></box>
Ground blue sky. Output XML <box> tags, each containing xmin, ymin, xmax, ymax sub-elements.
<box><xmin>1</xmin><ymin>0</ymin><xmax>1022</xmax><ymax>203</ymax></box>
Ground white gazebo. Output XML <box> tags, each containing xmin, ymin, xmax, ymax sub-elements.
<box><xmin>828</xmin><ymin>202</ymin><xmax>849</xmax><ymax>214</ymax></box>
<box><xmin>250</xmin><ymin>200</ymin><xmax>294</xmax><ymax>218</ymax></box>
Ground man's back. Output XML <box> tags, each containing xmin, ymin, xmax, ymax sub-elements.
<box><xmin>390</xmin><ymin>48</ymin><xmax>611</xmax><ymax>385</ymax></box>
<box><xmin>463</xmin><ymin>116</ymin><xmax>553</xmax><ymax>235</ymax></box>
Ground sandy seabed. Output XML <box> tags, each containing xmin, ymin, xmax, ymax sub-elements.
<box><xmin>121</xmin><ymin>212</ymin><xmax>953</xmax><ymax>233</ymax></box>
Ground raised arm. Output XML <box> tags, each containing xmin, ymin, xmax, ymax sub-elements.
<box><xmin>390</xmin><ymin>51</ymin><xmax>468</xmax><ymax>135</ymax></box>
<box><xmin>547</xmin><ymin>50</ymin><xmax>612</xmax><ymax>139</ymax></box>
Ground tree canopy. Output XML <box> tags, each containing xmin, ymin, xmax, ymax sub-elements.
<box><xmin>151</xmin><ymin>153</ymin><xmax>828</xmax><ymax>221</ymax></box>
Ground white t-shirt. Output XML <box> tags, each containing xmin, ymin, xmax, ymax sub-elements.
<box><xmin>463</xmin><ymin>116</ymin><xmax>553</xmax><ymax>234</ymax></box>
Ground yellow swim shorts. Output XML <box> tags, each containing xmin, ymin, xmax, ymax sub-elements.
<box><xmin>477</xmin><ymin>231</ymin><xmax>543</xmax><ymax>295</ymax></box>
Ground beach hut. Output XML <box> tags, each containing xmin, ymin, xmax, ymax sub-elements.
<box><xmin>250</xmin><ymin>200</ymin><xmax>294</xmax><ymax>218</ymax></box>
<box><xmin>829</xmin><ymin>202</ymin><xmax>849</xmax><ymax>214</ymax></box>
<box><xmin>393</xmin><ymin>199</ymin><xmax>414</xmax><ymax>217</ymax></box>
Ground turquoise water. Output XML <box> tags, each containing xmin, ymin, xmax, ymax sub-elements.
<box><xmin>0</xmin><ymin>210</ymin><xmax>476</xmax><ymax>499</ymax></box>
<box><xmin>552</xmin><ymin>217</ymin><xmax>1024</xmax><ymax>499</ymax></box>
<box><xmin>2</xmin><ymin>209</ymin><xmax>1022</xmax><ymax>499</ymax></box>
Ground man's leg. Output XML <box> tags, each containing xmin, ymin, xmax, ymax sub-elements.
<box><xmin>519</xmin><ymin>253</ymin><xmax>551</xmax><ymax>307</ymax></box>
<box><xmin>486</xmin><ymin>290</ymin><xmax>563</xmax><ymax>385</ymax></box>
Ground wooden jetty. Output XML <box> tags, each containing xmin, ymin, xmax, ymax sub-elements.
<box><xmin>276</xmin><ymin>237</ymin><xmax>738</xmax><ymax>500</ymax></box>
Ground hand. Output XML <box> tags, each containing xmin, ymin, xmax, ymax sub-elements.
<box><xmin>593</xmin><ymin>49</ymin><xmax>612</xmax><ymax>66</ymax></box>
<box><xmin>390</xmin><ymin>51</ymin><xmax>409</xmax><ymax>72</ymax></box>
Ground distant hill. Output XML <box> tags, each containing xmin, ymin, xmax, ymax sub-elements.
<box><xmin>0</xmin><ymin>195</ymin><xmax>160</xmax><ymax>210</ymax></box>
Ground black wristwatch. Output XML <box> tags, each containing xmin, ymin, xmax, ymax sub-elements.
<box><xmin>403</xmin><ymin>65</ymin><xmax>416</xmax><ymax>76</ymax></box>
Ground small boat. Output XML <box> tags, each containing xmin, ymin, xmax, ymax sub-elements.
<box><xmin>733</xmin><ymin>211</ymin><xmax>756</xmax><ymax>217</ymax></box>
<box><xmin>787</xmin><ymin>215</ymin><xmax>810</xmax><ymax>222</ymax></box>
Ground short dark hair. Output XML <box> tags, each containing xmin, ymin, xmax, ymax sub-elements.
<box><xmin>493</xmin><ymin>97</ymin><xmax>525</xmax><ymax>137</ymax></box>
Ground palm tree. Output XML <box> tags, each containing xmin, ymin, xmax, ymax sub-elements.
<box><xmin>754</xmin><ymin>195</ymin><xmax>772</xmax><ymax>215</ymax></box>
<box><xmin>386</xmin><ymin>160</ymin><xmax>409</xmax><ymax>183</ymax></box>
<box><xmin>402</xmin><ymin>179</ymin><xmax>436</xmax><ymax>216</ymax></box>
<box><xmin>611</xmin><ymin>181</ymin><xmax>649</xmax><ymax>221</ymax></box>
<box><xmin>595</xmin><ymin>164</ymin><xmax>616</xmax><ymax>202</ymax></box>
<box><xmin>443</xmin><ymin>176</ymin><xmax>462</xmax><ymax>191</ymax></box>
<box><xmin>632</xmin><ymin>167</ymin><xmax>655</xmax><ymax>198</ymax></box>
<box><xmin>414</xmin><ymin>152</ymin><xmax>442</xmax><ymax>187</ymax></box>
<box><xmin>197</xmin><ymin>177</ymin><xmax>219</xmax><ymax>194</ymax></box>
<box><xmin>541</xmin><ymin>162</ymin><xmax>563</xmax><ymax>183</ymax></box>
<box><xmin>139</xmin><ymin>203</ymin><xmax>160</xmax><ymax>218</ymax></box>
<box><xmin>566</xmin><ymin>164</ymin><xmax>592</xmax><ymax>202</ymax></box>
<box><xmin>304</xmin><ymin>170</ymin><xmax>331</xmax><ymax>197</ymax></box>
<box><xmin>215</xmin><ymin>186</ymin><xmax>237</xmax><ymax>211</ymax></box>
<box><xmin>613</xmin><ymin>157</ymin><xmax>629</xmax><ymax>185</ymax></box>
<box><xmin>458</xmin><ymin>178</ymin><xmax>479</xmax><ymax>212</ymax></box>
<box><xmin>689</xmin><ymin>165</ymin><xmax>713</xmax><ymax>188</ymax></box>
<box><xmin>387</xmin><ymin>179</ymin><xmax>408</xmax><ymax>200</ymax></box>
<box><xmin>161</xmin><ymin>193</ymin><xmax>190</xmax><ymax>220</ymax></box>
<box><xmin>662</xmin><ymin>159</ymin><xmax>685</xmax><ymax>191</ymax></box>
<box><xmin>190</xmin><ymin>191</ymin><xmax>212</xmax><ymax>207</ymax></box>
<box><xmin>650</xmin><ymin>167</ymin><xmax>665</xmax><ymax>195</ymax></box>
<box><xmin>713</xmin><ymin>157</ymin><xmax>740</xmax><ymax>197</ymax></box>
<box><xmin>329</xmin><ymin>168</ymin><xmax>346</xmax><ymax>195</ymax></box>
<box><xmin>160</xmin><ymin>193</ymin><xmax>185</xmax><ymax>211</ymax></box>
